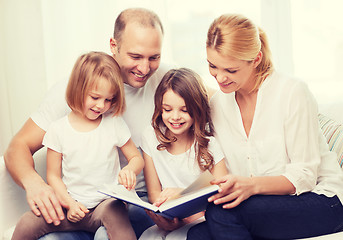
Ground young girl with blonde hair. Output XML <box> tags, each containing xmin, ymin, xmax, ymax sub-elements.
<box><xmin>139</xmin><ymin>68</ymin><xmax>228</xmax><ymax>240</ymax></box>
<box><xmin>12</xmin><ymin>52</ymin><xmax>143</xmax><ymax>240</ymax></box>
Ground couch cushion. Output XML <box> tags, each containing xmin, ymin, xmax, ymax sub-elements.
<box><xmin>318</xmin><ymin>114</ymin><xmax>343</xmax><ymax>167</ymax></box>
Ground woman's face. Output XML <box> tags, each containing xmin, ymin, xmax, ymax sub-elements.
<box><xmin>206</xmin><ymin>47</ymin><xmax>258</xmax><ymax>94</ymax></box>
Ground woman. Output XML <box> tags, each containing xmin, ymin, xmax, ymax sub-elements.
<box><xmin>187</xmin><ymin>14</ymin><xmax>343</xmax><ymax>240</ymax></box>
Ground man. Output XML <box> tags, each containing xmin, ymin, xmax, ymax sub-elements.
<box><xmin>4</xmin><ymin>8</ymin><xmax>168</xmax><ymax>239</ymax></box>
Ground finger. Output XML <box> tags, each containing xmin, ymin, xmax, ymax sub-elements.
<box><xmin>213</xmin><ymin>191</ymin><xmax>239</xmax><ymax>205</ymax></box>
<box><xmin>49</xmin><ymin>194</ymin><xmax>65</xmax><ymax>221</ymax></box>
<box><xmin>211</xmin><ymin>175</ymin><xmax>229</xmax><ymax>185</ymax></box>
<box><xmin>34</xmin><ymin>199</ymin><xmax>53</xmax><ymax>224</ymax></box>
<box><xmin>42</xmin><ymin>196</ymin><xmax>62</xmax><ymax>225</ymax></box>
<box><xmin>28</xmin><ymin>199</ymin><xmax>41</xmax><ymax>217</ymax></box>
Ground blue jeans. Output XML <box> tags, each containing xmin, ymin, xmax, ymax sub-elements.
<box><xmin>187</xmin><ymin>193</ymin><xmax>343</xmax><ymax>240</ymax></box>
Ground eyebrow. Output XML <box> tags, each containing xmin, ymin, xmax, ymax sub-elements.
<box><xmin>207</xmin><ymin>59</ymin><xmax>238</xmax><ymax>71</ymax></box>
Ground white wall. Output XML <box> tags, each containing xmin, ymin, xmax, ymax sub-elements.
<box><xmin>0</xmin><ymin>0</ymin><xmax>47</xmax><ymax>154</ymax></box>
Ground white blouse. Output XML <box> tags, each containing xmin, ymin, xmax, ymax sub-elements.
<box><xmin>210</xmin><ymin>71</ymin><xmax>343</xmax><ymax>202</ymax></box>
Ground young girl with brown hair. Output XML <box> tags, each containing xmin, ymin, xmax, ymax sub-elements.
<box><xmin>139</xmin><ymin>68</ymin><xmax>228</xmax><ymax>240</ymax></box>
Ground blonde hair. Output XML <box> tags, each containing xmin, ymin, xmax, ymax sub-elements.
<box><xmin>207</xmin><ymin>14</ymin><xmax>273</xmax><ymax>91</ymax></box>
<box><xmin>66</xmin><ymin>51</ymin><xmax>125</xmax><ymax>116</ymax></box>
<box><xmin>152</xmin><ymin>68</ymin><xmax>215</xmax><ymax>171</ymax></box>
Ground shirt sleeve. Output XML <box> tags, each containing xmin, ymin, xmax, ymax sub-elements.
<box><xmin>42</xmin><ymin>120</ymin><xmax>63</xmax><ymax>153</ymax></box>
<box><xmin>30</xmin><ymin>80</ymin><xmax>70</xmax><ymax>131</ymax></box>
<box><xmin>113</xmin><ymin>116</ymin><xmax>131</xmax><ymax>147</ymax></box>
<box><xmin>140</xmin><ymin>126</ymin><xmax>154</xmax><ymax>157</ymax></box>
<box><xmin>208</xmin><ymin>137</ymin><xmax>225</xmax><ymax>165</ymax></box>
<box><xmin>282</xmin><ymin>81</ymin><xmax>321</xmax><ymax>195</ymax></box>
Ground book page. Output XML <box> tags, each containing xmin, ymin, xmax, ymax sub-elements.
<box><xmin>179</xmin><ymin>170</ymin><xmax>215</xmax><ymax>196</ymax></box>
<box><xmin>99</xmin><ymin>184</ymin><xmax>158</xmax><ymax>211</ymax></box>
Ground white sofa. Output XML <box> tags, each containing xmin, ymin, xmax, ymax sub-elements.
<box><xmin>1</xmin><ymin>102</ymin><xmax>343</xmax><ymax>240</ymax></box>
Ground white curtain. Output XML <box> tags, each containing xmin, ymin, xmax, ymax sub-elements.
<box><xmin>4</xmin><ymin>0</ymin><xmax>342</xmax><ymax>155</ymax></box>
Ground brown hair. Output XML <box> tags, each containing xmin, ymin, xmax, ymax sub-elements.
<box><xmin>152</xmin><ymin>68</ymin><xmax>214</xmax><ymax>171</ymax></box>
<box><xmin>113</xmin><ymin>8</ymin><xmax>164</xmax><ymax>48</ymax></box>
<box><xmin>66</xmin><ymin>51</ymin><xmax>125</xmax><ymax>116</ymax></box>
<box><xmin>207</xmin><ymin>14</ymin><xmax>273</xmax><ymax>91</ymax></box>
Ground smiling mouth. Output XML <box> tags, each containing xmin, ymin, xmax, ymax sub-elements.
<box><xmin>132</xmin><ymin>72</ymin><xmax>147</xmax><ymax>80</ymax></box>
<box><xmin>170</xmin><ymin>122</ymin><xmax>184</xmax><ymax>127</ymax></box>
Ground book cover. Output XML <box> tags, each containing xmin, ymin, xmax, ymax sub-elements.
<box><xmin>98</xmin><ymin>170</ymin><xmax>219</xmax><ymax>219</ymax></box>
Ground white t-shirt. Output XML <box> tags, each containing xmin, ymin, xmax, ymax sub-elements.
<box><xmin>141</xmin><ymin>126</ymin><xmax>225</xmax><ymax>189</ymax></box>
<box><xmin>31</xmin><ymin>62</ymin><xmax>171</xmax><ymax>192</ymax></box>
<box><xmin>210</xmin><ymin>71</ymin><xmax>343</xmax><ymax>202</ymax></box>
<box><xmin>42</xmin><ymin>114</ymin><xmax>130</xmax><ymax>209</ymax></box>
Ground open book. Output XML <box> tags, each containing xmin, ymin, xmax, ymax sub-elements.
<box><xmin>98</xmin><ymin>170</ymin><xmax>219</xmax><ymax>219</ymax></box>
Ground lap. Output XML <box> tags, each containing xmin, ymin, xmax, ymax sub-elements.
<box><xmin>206</xmin><ymin>193</ymin><xmax>343</xmax><ymax>239</ymax></box>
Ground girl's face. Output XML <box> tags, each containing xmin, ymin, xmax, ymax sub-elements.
<box><xmin>83</xmin><ymin>78</ymin><xmax>115</xmax><ymax>120</ymax></box>
<box><xmin>206</xmin><ymin>47</ymin><xmax>258</xmax><ymax>94</ymax></box>
<box><xmin>161</xmin><ymin>89</ymin><xmax>194</xmax><ymax>138</ymax></box>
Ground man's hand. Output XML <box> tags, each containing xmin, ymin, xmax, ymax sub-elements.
<box><xmin>26</xmin><ymin>180</ymin><xmax>66</xmax><ymax>225</ymax></box>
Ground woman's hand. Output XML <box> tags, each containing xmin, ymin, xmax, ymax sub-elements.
<box><xmin>118</xmin><ymin>167</ymin><xmax>137</xmax><ymax>191</ymax></box>
<box><xmin>67</xmin><ymin>201</ymin><xmax>89</xmax><ymax>223</ymax></box>
<box><xmin>208</xmin><ymin>174</ymin><xmax>256</xmax><ymax>209</ymax></box>
<box><xmin>145</xmin><ymin>210</ymin><xmax>183</xmax><ymax>231</ymax></box>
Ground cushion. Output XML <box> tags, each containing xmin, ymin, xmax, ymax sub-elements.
<box><xmin>318</xmin><ymin>114</ymin><xmax>343</xmax><ymax>167</ymax></box>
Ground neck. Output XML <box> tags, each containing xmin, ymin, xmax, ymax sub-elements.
<box><xmin>68</xmin><ymin>111</ymin><xmax>102</xmax><ymax>132</ymax></box>
<box><xmin>167</xmin><ymin>130</ymin><xmax>194</xmax><ymax>155</ymax></box>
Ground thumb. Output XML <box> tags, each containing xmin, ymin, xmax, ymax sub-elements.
<box><xmin>80</xmin><ymin>204</ymin><xmax>89</xmax><ymax>213</ymax></box>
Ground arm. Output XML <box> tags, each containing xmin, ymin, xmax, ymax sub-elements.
<box><xmin>143</xmin><ymin>150</ymin><xmax>163</xmax><ymax>203</ymax></box>
<box><xmin>46</xmin><ymin>148</ymin><xmax>88</xmax><ymax>222</ymax></box>
<box><xmin>143</xmin><ymin>150</ymin><xmax>202</xmax><ymax>231</ymax></box>
<box><xmin>118</xmin><ymin>138</ymin><xmax>145</xmax><ymax>190</ymax></box>
<box><xmin>209</xmin><ymin>174</ymin><xmax>295</xmax><ymax>209</ymax></box>
<box><xmin>210</xmin><ymin>159</ymin><xmax>228</xmax><ymax>178</ymax></box>
<box><xmin>4</xmin><ymin>118</ymin><xmax>65</xmax><ymax>225</ymax></box>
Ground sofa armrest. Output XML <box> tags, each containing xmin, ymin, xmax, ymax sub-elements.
<box><xmin>0</xmin><ymin>148</ymin><xmax>47</xmax><ymax>238</ymax></box>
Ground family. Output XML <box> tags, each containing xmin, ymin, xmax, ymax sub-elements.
<box><xmin>4</xmin><ymin>7</ymin><xmax>343</xmax><ymax>240</ymax></box>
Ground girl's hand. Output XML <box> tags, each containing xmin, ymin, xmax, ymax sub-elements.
<box><xmin>154</xmin><ymin>188</ymin><xmax>183</xmax><ymax>207</ymax></box>
<box><xmin>67</xmin><ymin>201</ymin><xmax>89</xmax><ymax>223</ymax></box>
<box><xmin>118</xmin><ymin>167</ymin><xmax>136</xmax><ymax>191</ymax></box>
<box><xmin>145</xmin><ymin>210</ymin><xmax>183</xmax><ymax>231</ymax></box>
<box><xmin>208</xmin><ymin>174</ymin><xmax>256</xmax><ymax>209</ymax></box>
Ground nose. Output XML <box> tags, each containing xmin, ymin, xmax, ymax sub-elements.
<box><xmin>171</xmin><ymin>110</ymin><xmax>181</xmax><ymax>120</ymax></box>
<box><xmin>137</xmin><ymin>59</ymin><xmax>150</xmax><ymax>75</ymax></box>
<box><xmin>96</xmin><ymin>100</ymin><xmax>105</xmax><ymax>109</ymax></box>
<box><xmin>216</xmin><ymin>72</ymin><xmax>228</xmax><ymax>84</ymax></box>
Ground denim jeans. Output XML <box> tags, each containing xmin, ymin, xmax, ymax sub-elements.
<box><xmin>187</xmin><ymin>193</ymin><xmax>343</xmax><ymax>240</ymax></box>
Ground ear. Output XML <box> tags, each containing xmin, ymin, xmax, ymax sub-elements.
<box><xmin>253</xmin><ymin>51</ymin><xmax>263</xmax><ymax>68</ymax></box>
<box><xmin>110</xmin><ymin>38</ymin><xmax>118</xmax><ymax>56</ymax></box>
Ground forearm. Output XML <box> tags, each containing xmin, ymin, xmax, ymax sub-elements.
<box><xmin>4</xmin><ymin>139</ymin><xmax>43</xmax><ymax>189</ymax></box>
<box><xmin>252</xmin><ymin>175</ymin><xmax>295</xmax><ymax>195</ymax></box>
<box><xmin>125</xmin><ymin>156</ymin><xmax>144</xmax><ymax>175</ymax></box>
<box><xmin>47</xmin><ymin>175</ymin><xmax>74</xmax><ymax>207</ymax></box>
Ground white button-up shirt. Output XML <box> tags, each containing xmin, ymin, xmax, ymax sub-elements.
<box><xmin>211</xmin><ymin>71</ymin><xmax>343</xmax><ymax>202</ymax></box>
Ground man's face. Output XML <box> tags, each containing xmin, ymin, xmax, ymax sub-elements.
<box><xmin>110</xmin><ymin>22</ymin><xmax>163</xmax><ymax>89</ymax></box>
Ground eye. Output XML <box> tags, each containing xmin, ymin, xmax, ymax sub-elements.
<box><xmin>149</xmin><ymin>55</ymin><xmax>160</xmax><ymax>61</ymax></box>
<box><xmin>226</xmin><ymin>69</ymin><xmax>237</xmax><ymax>74</ymax></box>
<box><xmin>129</xmin><ymin>54</ymin><xmax>141</xmax><ymax>60</ymax></box>
<box><xmin>208</xmin><ymin>63</ymin><xmax>216</xmax><ymax>69</ymax></box>
<box><xmin>91</xmin><ymin>96</ymin><xmax>99</xmax><ymax>100</ymax></box>
<box><xmin>105</xmin><ymin>98</ymin><xmax>112</xmax><ymax>102</ymax></box>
